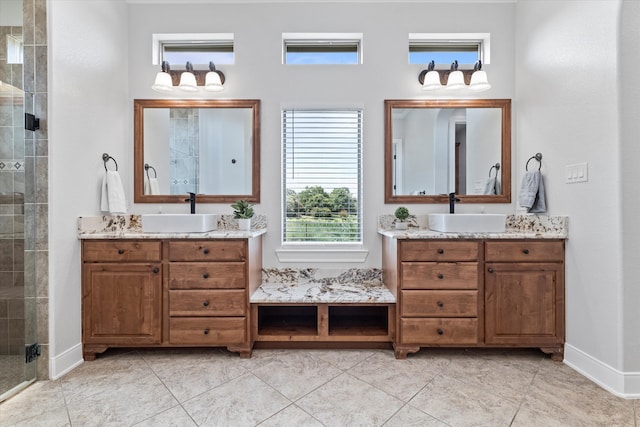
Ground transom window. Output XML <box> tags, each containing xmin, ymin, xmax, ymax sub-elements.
<box><xmin>283</xmin><ymin>33</ymin><xmax>362</xmax><ymax>64</ymax></box>
<box><xmin>153</xmin><ymin>33</ymin><xmax>234</xmax><ymax>67</ymax></box>
<box><xmin>282</xmin><ymin>109</ymin><xmax>363</xmax><ymax>244</ymax></box>
<box><xmin>408</xmin><ymin>33</ymin><xmax>490</xmax><ymax>67</ymax></box>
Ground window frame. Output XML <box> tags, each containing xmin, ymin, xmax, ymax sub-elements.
<box><xmin>408</xmin><ymin>33</ymin><xmax>490</xmax><ymax>68</ymax></box>
<box><xmin>152</xmin><ymin>33</ymin><xmax>235</xmax><ymax>67</ymax></box>
<box><xmin>279</xmin><ymin>107</ymin><xmax>365</xmax><ymax>261</ymax></box>
<box><xmin>282</xmin><ymin>33</ymin><xmax>363</xmax><ymax>65</ymax></box>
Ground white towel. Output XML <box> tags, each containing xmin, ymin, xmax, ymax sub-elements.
<box><xmin>519</xmin><ymin>170</ymin><xmax>546</xmax><ymax>213</ymax></box>
<box><xmin>101</xmin><ymin>171</ymin><xmax>127</xmax><ymax>213</ymax></box>
<box><xmin>149</xmin><ymin>178</ymin><xmax>160</xmax><ymax>195</ymax></box>
<box><xmin>484</xmin><ymin>177</ymin><xmax>501</xmax><ymax>195</ymax></box>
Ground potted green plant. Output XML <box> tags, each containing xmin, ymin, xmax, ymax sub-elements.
<box><xmin>231</xmin><ymin>200</ymin><xmax>255</xmax><ymax>230</ymax></box>
<box><xmin>394</xmin><ymin>206</ymin><xmax>410</xmax><ymax>230</ymax></box>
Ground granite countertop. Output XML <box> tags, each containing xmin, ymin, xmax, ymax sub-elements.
<box><xmin>77</xmin><ymin>214</ymin><xmax>267</xmax><ymax>240</ymax></box>
<box><xmin>250</xmin><ymin>268</ymin><xmax>395</xmax><ymax>304</ymax></box>
<box><xmin>377</xmin><ymin>214</ymin><xmax>568</xmax><ymax>240</ymax></box>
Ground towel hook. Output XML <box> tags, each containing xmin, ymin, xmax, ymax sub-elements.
<box><xmin>525</xmin><ymin>153</ymin><xmax>542</xmax><ymax>171</ymax></box>
<box><xmin>488</xmin><ymin>163</ymin><xmax>500</xmax><ymax>178</ymax></box>
<box><xmin>144</xmin><ymin>163</ymin><xmax>157</xmax><ymax>179</ymax></box>
<box><xmin>102</xmin><ymin>153</ymin><xmax>118</xmax><ymax>172</ymax></box>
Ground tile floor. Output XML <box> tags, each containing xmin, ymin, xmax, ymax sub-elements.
<box><xmin>0</xmin><ymin>347</ymin><xmax>638</xmax><ymax>426</ymax></box>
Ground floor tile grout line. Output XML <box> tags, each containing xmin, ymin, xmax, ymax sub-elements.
<box><xmin>136</xmin><ymin>350</ymin><xmax>200</xmax><ymax>426</ymax></box>
<box><xmin>508</xmin><ymin>357</ymin><xmax>545</xmax><ymax>426</ymax></box>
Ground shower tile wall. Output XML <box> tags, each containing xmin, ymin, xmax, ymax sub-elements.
<box><xmin>23</xmin><ymin>0</ymin><xmax>48</xmax><ymax>380</ymax></box>
<box><xmin>170</xmin><ymin>108</ymin><xmax>199</xmax><ymax>195</ymax></box>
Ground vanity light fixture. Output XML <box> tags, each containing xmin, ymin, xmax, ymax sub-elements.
<box><xmin>204</xmin><ymin>61</ymin><xmax>225</xmax><ymax>92</ymax></box>
<box><xmin>151</xmin><ymin>60</ymin><xmax>226</xmax><ymax>93</ymax></box>
<box><xmin>445</xmin><ymin>60</ymin><xmax>465</xmax><ymax>90</ymax></box>
<box><xmin>418</xmin><ymin>60</ymin><xmax>490</xmax><ymax>92</ymax></box>
<box><xmin>178</xmin><ymin>61</ymin><xmax>198</xmax><ymax>92</ymax></box>
<box><xmin>151</xmin><ymin>61</ymin><xmax>174</xmax><ymax>93</ymax></box>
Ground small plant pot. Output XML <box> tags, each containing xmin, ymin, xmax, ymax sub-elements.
<box><xmin>238</xmin><ymin>218</ymin><xmax>251</xmax><ymax>230</ymax></box>
<box><xmin>395</xmin><ymin>222</ymin><xmax>408</xmax><ymax>230</ymax></box>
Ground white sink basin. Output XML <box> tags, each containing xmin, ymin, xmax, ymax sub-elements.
<box><xmin>142</xmin><ymin>214</ymin><xmax>218</xmax><ymax>233</ymax></box>
<box><xmin>428</xmin><ymin>213</ymin><xmax>506</xmax><ymax>233</ymax></box>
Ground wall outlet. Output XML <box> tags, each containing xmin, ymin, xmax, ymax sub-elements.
<box><xmin>565</xmin><ymin>162</ymin><xmax>588</xmax><ymax>183</ymax></box>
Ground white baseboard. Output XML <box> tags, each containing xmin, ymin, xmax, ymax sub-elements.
<box><xmin>564</xmin><ymin>343</ymin><xmax>640</xmax><ymax>398</ymax></box>
<box><xmin>49</xmin><ymin>343</ymin><xmax>84</xmax><ymax>380</ymax></box>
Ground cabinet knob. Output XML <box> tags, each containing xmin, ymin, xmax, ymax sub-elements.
<box><xmin>437</xmin><ymin>301</ymin><xmax>444</xmax><ymax>308</ymax></box>
<box><xmin>488</xmin><ymin>268</ymin><xmax>494</xmax><ymax>273</ymax></box>
<box><xmin>437</xmin><ymin>328</ymin><xmax>444</xmax><ymax>335</ymax></box>
<box><xmin>203</xmin><ymin>248</ymin><xmax>210</xmax><ymax>255</ymax></box>
<box><xmin>152</xmin><ymin>267</ymin><xmax>159</xmax><ymax>274</ymax></box>
<box><xmin>203</xmin><ymin>301</ymin><xmax>209</xmax><ymax>307</ymax></box>
<box><xmin>437</xmin><ymin>273</ymin><xmax>444</xmax><ymax>279</ymax></box>
<box><xmin>437</xmin><ymin>249</ymin><xmax>444</xmax><ymax>254</ymax></box>
<box><xmin>522</xmin><ymin>249</ymin><xmax>530</xmax><ymax>254</ymax></box>
<box><xmin>203</xmin><ymin>328</ymin><xmax>209</xmax><ymax>335</ymax></box>
<box><xmin>117</xmin><ymin>249</ymin><xmax>124</xmax><ymax>254</ymax></box>
<box><xmin>203</xmin><ymin>273</ymin><xmax>209</xmax><ymax>279</ymax></box>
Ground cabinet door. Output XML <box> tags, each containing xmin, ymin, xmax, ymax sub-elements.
<box><xmin>485</xmin><ymin>263</ymin><xmax>564</xmax><ymax>345</ymax></box>
<box><xmin>82</xmin><ymin>264</ymin><xmax>162</xmax><ymax>345</ymax></box>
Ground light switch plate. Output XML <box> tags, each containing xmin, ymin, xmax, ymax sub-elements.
<box><xmin>565</xmin><ymin>162</ymin><xmax>588</xmax><ymax>183</ymax></box>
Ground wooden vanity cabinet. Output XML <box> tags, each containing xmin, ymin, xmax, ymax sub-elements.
<box><xmin>394</xmin><ymin>240</ymin><xmax>482</xmax><ymax>359</ymax></box>
<box><xmin>81</xmin><ymin>237</ymin><xmax>261</xmax><ymax>360</ymax></box>
<box><xmin>383</xmin><ymin>237</ymin><xmax>565</xmax><ymax>360</ymax></box>
<box><xmin>484</xmin><ymin>240</ymin><xmax>565</xmax><ymax>361</ymax></box>
<box><xmin>81</xmin><ymin>241</ymin><xmax>163</xmax><ymax>360</ymax></box>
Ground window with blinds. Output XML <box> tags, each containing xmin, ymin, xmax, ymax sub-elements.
<box><xmin>283</xmin><ymin>33</ymin><xmax>362</xmax><ymax>64</ymax></box>
<box><xmin>282</xmin><ymin>109</ymin><xmax>363</xmax><ymax>244</ymax></box>
<box><xmin>408</xmin><ymin>33</ymin><xmax>490</xmax><ymax>67</ymax></box>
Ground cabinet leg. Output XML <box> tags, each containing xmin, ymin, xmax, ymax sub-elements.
<box><xmin>83</xmin><ymin>345</ymin><xmax>108</xmax><ymax>361</ymax></box>
<box><xmin>393</xmin><ymin>345</ymin><xmax>420</xmax><ymax>359</ymax></box>
<box><xmin>540</xmin><ymin>346</ymin><xmax>564</xmax><ymax>362</ymax></box>
<box><xmin>227</xmin><ymin>344</ymin><xmax>253</xmax><ymax>358</ymax></box>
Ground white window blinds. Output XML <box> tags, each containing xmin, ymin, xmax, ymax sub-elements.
<box><xmin>282</xmin><ymin>109</ymin><xmax>363</xmax><ymax>243</ymax></box>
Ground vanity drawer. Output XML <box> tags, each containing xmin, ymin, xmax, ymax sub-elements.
<box><xmin>401</xmin><ymin>290</ymin><xmax>477</xmax><ymax>317</ymax></box>
<box><xmin>400</xmin><ymin>241</ymin><xmax>478</xmax><ymax>262</ymax></box>
<box><xmin>402</xmin><ymin>262</ymin><xmax>478</xmax><ymax>290</ymax></box>
<box><xmin>169</xmin><ymin>317</ymin><xmax>246</xmax><ymax>345</ymax></box>
<box><xmin>169</xmin><ymin>290</ymin><xmax>245</xmax><ymax>316</ymax></box>
<box><xmin>169</xmin><ymin>240</ymin><xmax>246</xmax><ymax>262</ymax></box>
<box><xmin>169</xmin><ymin>263</ymin><xmax>246</xmax><ymax>289</ymax></box>
<box><xmin>82</xmin><ymin>240</ymin><xmax>161</xmax><ymax>262</ymax></box>
<box><xmin>485</xmin><ymin>241</ymin><xmax>564</xmax><ymax>262</ymax></box>
<box><xmin>401</xmin><ymin>318</ymin><xmax>478</xmax><ymax>345</ymax></box>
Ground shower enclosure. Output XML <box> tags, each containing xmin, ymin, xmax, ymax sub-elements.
<box><xmin>0</xmin><ymin>0</ymin><xmax>38</xmax><ymax>401</ymax></box>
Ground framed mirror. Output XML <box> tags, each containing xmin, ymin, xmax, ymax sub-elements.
<box><xmin>134</xmin><ymin>99</ymin><xmax>260</xmax><ymax>203</ymax></box>
<box><xmin>384</xmin><ymin>99</ymin><xmax>511</xmax><ymax>204</ymax></box>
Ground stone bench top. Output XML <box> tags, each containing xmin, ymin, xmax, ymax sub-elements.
<box><xmin>250</xmin><ymin>268</ymin><xmax>395</xmax><ymax>304</ymax></box>
<box><xmin>250</xmin><ymin>281</ymin><xmax>396</xmax><ymax>304</ymax></box>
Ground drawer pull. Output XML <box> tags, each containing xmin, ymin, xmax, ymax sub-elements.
<box><xmin>203</xmin><ymin>248</ymin><xmax>210</xmax><ymax>255</ymax></box>
<box><xmin>203</xmin><ymin>273</ymin><xmax>209</xmax><ymax>279</ymax></box>
<box><xmin>117</xmin><ymin>249</ymin><xmax>125</xmax><ymax>255</ymax></box>
<box><xmin>203</xmin><ymin>300</ymin><xmax>209</xmax><ymax>307</ymax></box>
<box><xmin>437</xmin><ymin>249</ymin><xmax>444</xmax><ymax>254</ymax></box>
<box><xmin>437</xmin><ymin>273</ymin><xmax>444</xmax><ymax>279</ymax></box>
<box><xmin>203</xmin><ymin>328</ymin><xmax>209</xmax><ymax>335</ymax></box>
<box><xmin>152</xmin><ymin>267</ymin><xmax>159</xmax><ymax>274</ymax></box>
<box><xmin>437</xmin><ymin>301</ymin><xmax>444</xmax><ymax>308</ymax></box>
<box><xmin>488</xmin><ymin>268</ymin><xmax>494</xmax><ymax>273</ymax></box>
<box><xmin>522</xmin><ymin>249</ymin><xmax>530</xmax><ymax>254</ymax></box>
<box><xmin>437</xmin><ymin>328</ymin><xmax>444</xmax><ymax>335</ymax></box>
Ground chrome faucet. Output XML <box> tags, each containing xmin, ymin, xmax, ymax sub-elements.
<box><xmin>449</xmin><ymin>192</ymin><xmax>460</xmax><ymax>214</ymax></box>
<box><xmin>185</xmin><ymin>192</ymin><xmax>196</xmax><ymax>214</ymax></box>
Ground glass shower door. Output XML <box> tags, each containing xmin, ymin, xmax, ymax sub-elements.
<box><xmin>0</xmin><ymin>0</ymin><xmax>38</xmax><ymax>401</ymax></box>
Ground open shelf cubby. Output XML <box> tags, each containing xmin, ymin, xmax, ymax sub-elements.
<box><xmin>252</xmin><ymin>303</ymin><xmax>395</xmax><ymax>343</ymax></box>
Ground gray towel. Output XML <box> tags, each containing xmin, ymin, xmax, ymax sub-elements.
<box><xmin>519</xmin><ymin>170</ymin><xmax>546</xmax><ymax>213</ymax></box>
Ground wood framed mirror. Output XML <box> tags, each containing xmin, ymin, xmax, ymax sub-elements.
<box><xmin>384</xmin><ymin>98</ymin><xmax>511</xmax><ymax>204</ymax></box>
<box><xmin>134</xmin><ymin>99</ymin><xmax>260</xmax><ymax>203</ymax></box>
